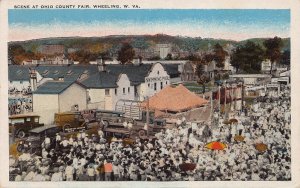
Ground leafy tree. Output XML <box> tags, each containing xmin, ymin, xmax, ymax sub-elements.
<box><xmin>117</xmin><ymin>42</ymin><xmax>135</xmax><ymax>64</ymax></box>
<box><xmin>280</xmin><ymin>50</ymin><xmax>290</xmax><ymax>66</ymax></box>
<box><xmin>165</xmin><ymin>53</ymin><xmax>173</xmax><ymax>60</ymax></box>
<box><xmin>72</xmin><ymin>50</ymin><xmax>98</xmax><ymax>64</ymax></box>
<box><xmin>194</xmin><ymin>58</ymin><xmax>210</xmax><ymax>93</ymax></box>
<box><xmin>263</xmin><ymin>36</ymin><xmax>283</xmax><ymax>74</ymax></box>
<box><xmin>9</xmin><ymin>44</ymin><xmax>26</xmax><ymax>64</ymax></box>
<box><xmin>230</xmin><ymin>41</ymin><xmax>264</xmax><ymax>74</ymax></box>
<box><xmin>212</xmin><ymin>43</ymin><xmax>228</xmax><ymax>68</ymax></box>
<box><xmin>186</xmin><ymin>54</ymin><xmax>201</xmax><ymax>61</ymax></box>
<box><xmin>148</xmin><ymin>56</ymin><xmax>161</xmax><ymax>61</ymax></box>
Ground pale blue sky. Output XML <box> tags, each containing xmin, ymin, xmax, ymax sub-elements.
<box><xmin>9</xmin><ymin>9</ymin><xmax>290</xmax><ymax>41</ymax></box>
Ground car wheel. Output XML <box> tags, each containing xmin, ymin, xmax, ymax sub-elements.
<box><xmin>64</xmin><ymin>124</ymin><xmax>71</xmax><ymax>132</ymax></box>
<box><xmin>17</xmin><ymin>130</ymin><xmax>26</xmax><ymax>138</ymax></box>
<box><xmin>16</xmin><ymin>144</ymin><xmax>23</xmax><ymax>152</ymax></box>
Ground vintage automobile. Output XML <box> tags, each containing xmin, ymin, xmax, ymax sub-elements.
<box><xmin>95</xmin><ymin>110</ymin><xmax>135</xmax><ymax>128</ymax></box>
<box><xmin>135</xmin><ymin>111</ymin><xmax>167</xmax><ymax>137</ymax></box>
<box><xmin>16</xmin><ymin>124</ymin><xmax>60</xmax><ymax>155</ymax></box>
<box><xmin>103</xmin><ymin>125</ymin><xmax>135</xmax><ymax>146</ymax></box>
<box><xmin>9</xmin><ymin>114</ymin><xmax>44</xmax><ymax>138</ymax></box>
<box><xmin>54</xmin><ymin>111</ymin><xmax>87</xmax><ymax>132</ymax></box>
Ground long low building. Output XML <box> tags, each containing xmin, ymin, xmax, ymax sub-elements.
<box><xmin>8</xmin><ymin>61</ymin><xmax>182</xmax><ymax>124</ymax></box>
<box><xmin>229</xmin><ymin>74</ymin><xmax>272</xmax><ymax>85</ymax></box>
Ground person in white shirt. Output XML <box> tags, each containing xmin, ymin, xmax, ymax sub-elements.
<box><xmin>44</xmin><ymin>136</ymin><xmax>51</xmax><ymax>150</ymax></box>
<box><xmin>61</xmin><ymin>139</ymin><xmax>69</xmax><ymax>148</ymax></box>
<box><xmin>32</xmin><ymin>169</ymin><xmax>45</xmax><ymax>181</ymax></box>
<box><xmin>51</xmin><ymin>167</ymin><xmax>63</xmax><ymax>181</ymax></box>
<box><xmin>98</xmin><ymin>129</ymin><xmax>104</xmax><ymax>137</ymax></box>
<box><xmin>65</xmin><ymin>164</ymin><xmax>75</xmax><ymax>181</ymax></box>
<box><xmin>24</xmin><ymin>167</ymin><xmax>36</xmax><ymax>181</ymax></box>
<box><xmin>127</xmin><ymin>122</ymin><xmax>133</xmax><ymax>130</ymax></box>
<box><xmin>87</xmin><ymin>164</ymin><xmax>95</xmax><ymax>181</ymax></box>
<box><xmin>14</xmin><ymin>171</ymin><xmax>23</xmax><ymax>181</ymax></box>
<box><xmin>112</xmin><ymin>163</ymin><xmax>120</xmax><ymax>181</ymax></box>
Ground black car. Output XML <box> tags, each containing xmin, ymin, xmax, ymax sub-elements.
<box><xmin>17</xmin><ymin>125</ymin><xmax>61</xmax><ymax>154</ymax></box>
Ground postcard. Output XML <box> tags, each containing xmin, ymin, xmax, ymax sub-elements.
<box><xmin>0</xmin><ymin>0</ymin><xmax>299</xmax><ymax>187</ymax></box>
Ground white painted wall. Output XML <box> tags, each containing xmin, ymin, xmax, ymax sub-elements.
<box><xmin>59</xmin><ymin>83</ymin><xmax>87</xmax><ymax>112</ymax></box>
<box><xmin>33</xmin><ymin>94</ymin><xmax>59</xmax><ymax>125</ymax></box>
<box><xmin>88</xmin><ymin>89</ymin><xmax>105</xmax><ymax>103</ymax></box>
<box><xmin>32</xmin><ymin>83</ymin><xmax>87</xmax><ymax>125</ymax></box>
<box><xmin>108</xmin><ymin>74</ymin><xmax>135</xmax><ymax>110</ymax></box>
<box><xmin>87</xmin><ymin>88</ymin><xmax>106</xmax><ymax>109</ymax></box>
<box><xmin>140</xmin><ymin>63</ymin><xmax>170</xmax><ymax>100</ymax></box>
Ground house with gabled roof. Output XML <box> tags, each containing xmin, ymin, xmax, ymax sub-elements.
<box><xmin>32</xmin><ymin>81</ymin><xmax>87</xmax><ymax>124</ymax></box>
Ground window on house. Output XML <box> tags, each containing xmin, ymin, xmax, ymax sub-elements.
<box><xmin>165</xmin><ymin>81</ymin><xmax>168</xmax><ymax>85</ymax></box>
<box><xmin>157</xmin><ymin>71</ymin><xmax>160</xmax><ymax>75</ymax></box>
<box><xmin>115</xmin><ymin>88</ymin><xmax>117</xmax><ymax>95</ymax></box>
<box><xmin>105</xmin><ymin>89</ymin><xmax>110</xmax><ymax>96</ymax></box>
<box><xmin>128</xmin><ymin>87</ymin><xmax>130</xmax><ymax>93</ymax></box>
<box><xmin>148</xmin><ymin>83</ymin><xmax>150</xmax><ymax>87</ymax></box>
<box><xmin>66</xmin><ymin>70</ymin><xmax>73</xmax><ymax>75</ymax></box>
<box><xmin>154</xmin><ymin>83</ymin><xmax>157</xmax><ymax>91</ymax></box>
<box><xmin>123</xmin><ymin>88</ymin><xmax>125</xmax><ymax>94</ymax></box>
<box><xmin>160</xmin><ymin>82</ymin><xmax>163</xmax><ymax>89</ymax></box>
<box><xmin>42</xmin><ymin>70</ymin><xmax>49</xmax><ymax>75</ymax></box>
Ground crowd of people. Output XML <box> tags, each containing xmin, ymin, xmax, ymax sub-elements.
<box><xmin>9</xmin><ymin>85</ymin><xmax>291</xmax><ymax>181</ymax></box>
<box><xmin>8</xmin><ymin>97</ymin><xmax>33</xmax><ymax>115</ymax></box>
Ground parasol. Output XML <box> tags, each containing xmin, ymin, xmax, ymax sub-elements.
<box><xmin>229</xmin><ymin>118</ymin><xmax>238</xmax><ymax>124</ymax></box>
<box><xmin>179</xmin><ymin>163</ymin><xmax>196</xmax><ymax>171</ymax></box>
<box><xmin>234</xmin><ymin>135</ymin><xmax>245</xmax><ymax>142</ymax></box>
<box><xmin>205</xmin><ymin>141</ymin><xmax>227</xmax><ymax>150</ymax></box>
<box><xmin>255</xmin><ymin>143</ymin><xmax>268</xmax><ymax>152</ymax></box>
<box><xmin>223</xmin><ymin>120</ymin><xmax>232</xmax><ymax>125</ymax></box>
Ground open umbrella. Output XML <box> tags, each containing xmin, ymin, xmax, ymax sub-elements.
<box><xmin>229</xmin><ymin>118</ymin><xmax>238</xmax><ymax>124</ymax></box>
<box><xmin>223</xmin><ymin>120</ymin><xmax>232</xmax><ymax>125</ymax></box>
<box><xmin>234</xmin><ymin>135</ymin><xmax>245</xmax><ymax>142</ymax></box>
<box><xmin>179</xmin><ymin>163</ymin><xmax>196</xmax><ymax>171</ymax></box>
<box><xmin>255</xmin><ymin>143</ymin><xmax>268</xmax><ymax>152</ymax></box>
<box><xmin>205</xmin><ymin>141</ymin><xmax>227</xmax><ymax>150</ymax></box>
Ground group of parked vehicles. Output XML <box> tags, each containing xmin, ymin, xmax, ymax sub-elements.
<box><xmin>9</xmin><ymin>109</ymin><xmax>167</xmax><ymax>154</ymax></box>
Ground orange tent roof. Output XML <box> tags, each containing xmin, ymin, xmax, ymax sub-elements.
<box><xmin>142</xmin><ymin>84</ymin><xmax>208</xmax><ymax>112</ymax></box>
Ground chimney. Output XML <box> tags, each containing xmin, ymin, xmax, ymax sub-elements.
<box><xmin>139</xmin><ymin>56</ymin><xmax>143</xmax><ymax>65</ymax></box>
<box><xmin>97</xmin><ymin>56</ymin><xmax>106</xmax><ymax>72</ymax></box>
<box><xmin>29</xmin><ymin>68</ymin><xmax>37</xmax><ymax>92</ymax></box>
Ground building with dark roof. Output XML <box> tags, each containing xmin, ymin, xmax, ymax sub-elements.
<box><xmin>32</xmin><ymin>80</ymin><xmax>87</xmax><ymax>124</ymax></box>
<box><xmin>9</xmin><ymin>62</ymin><xmax>182</xmax><ymax>117</ymax></box>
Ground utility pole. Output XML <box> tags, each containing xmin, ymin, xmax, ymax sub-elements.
<box><xmin>210</xmin><ymin>90</ymin><xmax>213</xmax><ymax>123</ymax></box>
<box><xmin>146</xmin><ymin>97</ymin><xmax>149</xmax><ymax>137</ymax></box>
<box><xmin>218</xmin><ymin>84</ymin><xmax>221</xmax><ymax>116</ymax></box>
<box><xmin>224</xmin><ymin>81</ymin><xmax>227</xmax><ymax>118</ymax></box>
<box><xmin>241</xmin><ymin>81</ymin><xmax>244</xmax><ymax>112</ymax></box>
